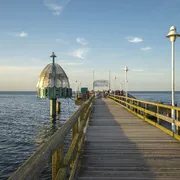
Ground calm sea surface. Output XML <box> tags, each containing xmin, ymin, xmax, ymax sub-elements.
<box><xmin>0</xmin><ymin>91</ymin><xmax>78</xmax><ymax>179</ymax></box>
<box><xmin>129</xmin><ymin>91</ymin><xmax>180</xmax><ymax>106</ymax></box>
<box><xmin>0</xmin><ymin>91</ymin><xmax>180</xmax><ymax>179</ymax></box>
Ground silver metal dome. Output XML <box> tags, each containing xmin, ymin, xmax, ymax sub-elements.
<box><xmin>37</xmin><ymin>63</ymin><xmax>70</xmax><ymax>89</ymax></box>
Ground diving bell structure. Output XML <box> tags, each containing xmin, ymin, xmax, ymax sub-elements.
<box><xmin>37</xmin><ymin>53</ymin><xmax>72</xmax><ymax>99</ymax></box>
<box><xmin>36</xmin><ymin>52</ymin><xmax>72</xmax><ymax>119</ymax></box>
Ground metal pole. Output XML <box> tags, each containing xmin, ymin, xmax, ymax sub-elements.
<box><xmin>93</xmin><ymin>70</ymin><xmax>94</xmax><ymax>92</ymax></box>
<box><xmin>75</xmin><ymin>80</ymin><xmax>77</xmax><ymax>96</ymax></box>
<box><xmin>166</xmin><ymin>26</ymin><xmax>180</xmax><ymax>132</ymax></box>
<box><xmin>79</xmin><ymin>83</ymin><xmax>81</xmax><ymax>92</ymax></box>
<box><xmin>126</xmin><ymin>71</ymin><xmax>128</xmax><ymax>98</ymax></box>
<box><xmin>114</xmin><ymin>76</ymin><xmax>116</xmax><ymax>96</ymax></box>
<box><xmin>109</xmin><ymin>70</ymin><xmax>111</xmax><ymax>91</ymax></box>
<box><xmin>125</xmin><ymin>70</ymin><xmax>126</xmax><ymax>97</ymax></box>
<box><xmin>124</xmin><ymin>67</ymin><xmax>128</xmax><ymax>108</ymax></box>
<box><xmin>172</xmin><ymin>41</ymin><xmax>175</xmax><ymax>132</ymax></box>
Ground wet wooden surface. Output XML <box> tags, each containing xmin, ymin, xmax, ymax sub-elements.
<box><xmin>76</xmin><ymin>99</ymin><xmax>180</xmax><ymax>180</ymax></box>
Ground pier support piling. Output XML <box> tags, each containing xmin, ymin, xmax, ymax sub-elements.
<box><xmin>56</xmin><ymin>101</ymin><xmax>61</xmax><ymax>113</ymax></box>
<box><xmin>50</xmin><ymin>98</ymin><xmax>57</xmax><ymax>118</ymax></box>
<box><xmin>52</xmin><ymin>145</ymin><xmax>63</xmax><ymax>180</ymax></box>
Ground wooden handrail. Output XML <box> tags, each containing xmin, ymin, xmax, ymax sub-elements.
<box><xmin>113</xmin><ymin>94</ymin><xmax>180</xmax><ymax>110</ymax></box>
<box><xmin>8</xmin><ymin>96</ymin><xmax>94</xmax><ymax>180</ymax></box>
<box><xmin>109</xmin><ymin>95</ymin><xmax>180</xmax><ymax>136</ymax></box>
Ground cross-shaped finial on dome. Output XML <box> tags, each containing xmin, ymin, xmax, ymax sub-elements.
<box><xmin>50</xmin><ymin>52</ymin><xmax>57</xmax><ymax>65</ymax></box>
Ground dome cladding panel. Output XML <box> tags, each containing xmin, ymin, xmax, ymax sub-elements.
<box><xmin>37</xmin><ymin>63</ymin><xmax>70</xmax><ymax>88</ymax></box>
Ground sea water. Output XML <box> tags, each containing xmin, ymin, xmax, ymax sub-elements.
<box><xmin>0</xmin><ymin>91</ymin><xmax>180</xmax><ymax>179</ymax></box>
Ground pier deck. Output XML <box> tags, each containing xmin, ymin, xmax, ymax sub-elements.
<box><xmin>76</xmin><ymin>98</ymin><xmax>180</xmax><ymax>180</ymax></box>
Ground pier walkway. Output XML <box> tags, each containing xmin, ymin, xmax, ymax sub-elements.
<box><xmin>76</xmin><ymin>98</ymin><xmax>180</xmax><ymax>180</ymax></box>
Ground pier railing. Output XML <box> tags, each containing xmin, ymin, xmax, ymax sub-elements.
<box><xmin>109</xmin><ymin>95</ymin><xmax>180</xmax><ymax>139</ymax></box>
<box><xmin>8</xmin><ymin>95</ymin><xmax>94</xmax><ymax>180</ymax></box>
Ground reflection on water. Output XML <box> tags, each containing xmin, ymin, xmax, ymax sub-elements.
<box><xmin>0</xmin><ymin>92</ymin><xmax>79</xmax><ymax>179</ymax></box>
<box><xmin>35</xmin><ymin>121</ymin><xmax>58</xmax><ymax>145</ymax></box>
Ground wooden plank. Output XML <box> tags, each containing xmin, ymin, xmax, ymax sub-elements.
<box><xmin>76</xmin><ymin>99</ymin><xmax>180</xmax><ymax>180</ymax></box>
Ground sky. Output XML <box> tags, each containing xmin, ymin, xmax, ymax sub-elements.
<box><xmin>1</xmin><ymin>0</ymin><xmax>180</xmax><ymax>91</ymax></box>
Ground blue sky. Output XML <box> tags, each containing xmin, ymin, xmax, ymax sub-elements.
<box><xmin>1</xmin><ymin>0</ymin><xmax>180</xmax><ymax>91</ymax></box>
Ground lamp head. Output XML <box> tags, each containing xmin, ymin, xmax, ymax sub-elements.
<box><xmin>50</xmin><ymin>52</ymin><xmax>57</xmax><ymax>58</ymax></box>
<box><xmin>124</xmin><ymin>66</ymin><xmax>129</xmax><ymax>72</ymax></box>
<box><xmin>166</xmin><ymin>26</ymin><xmax>180</xmax><ymax>42</ymax></box>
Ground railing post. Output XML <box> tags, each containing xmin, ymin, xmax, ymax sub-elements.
<box><xmin>176</xmin><ymin>110</ymin><xmax>180</xmax><ymax>135</ymax></box>
<box><xmin>73</xmin><ymin>119</ymin><xmax>79</xmax><ymax>139</ymax></box>
<box><xmin>144</xmin><ymin>103</ymin><xmax>147</xmax><ymax>119</ymax></box>
<box><xmin>124</xmin><ymin>97</ymin><xmax>126</xmax><ymax>106</ymax></box>
<box><xmin>52</xmin><ymin>144</ymin><xmax>63</xmax><ymax>180</ymax></box>
<box><xmin>134</xmin><ymin>101</ymin><xmax>137</xmax><ymax>113</ymax></box>
<box><xmin>56</xmin><ymin>101</ymin><xmax>61</xmax><ymax>113</ymax></box>
<box><xmin>137</xmin><ymin>102</ymin><xmax>140</xmax><ymax>114</ymax></box>
<box><xmin>71</xmin><ymin>106</ymin><xmax>85</xmax><ymax>170</ymax></box>
<box><xmin>127</xmin><ymin>98</ymin><xmax>129</xmax><ymax>109</ymax></box>
<box><xmin>132</xmin><ymin>100</ymin><xmax>135</xmax><ymax>112</ymax></box>
<box><xmin>129</xmin><ymin>99</ymin><xmax>132</xmax><ymax>110</ymax></box>
<box><xmin>157</xmin><ymin>106</ymin><xmax>160</xmax><ymax>124</ymax></box>
<box><xmin>132</xmin><ymin>99</ymin><xmax>134</xmax><ymax>110</ymax></box>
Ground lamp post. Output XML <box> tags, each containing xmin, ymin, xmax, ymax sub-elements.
<box><xmin>109</xmin><ymin>70</ymin><xmax>111</xmax><ymax>91</ymax></box>
<box><xmin>124</xmin><ymin>66</ymin><xmax>129</xmax><ymax>99</ymax></box>
<box><xmin>166</xmin><ymin>26</ymin><xmax>180</xmax><ymax>132</ymax></box>
<box><xmin>93</xmin><ymin>70</ymin><xmax>95</xmax><ymax>92</ymax></box>
<box><xmin>114</xmin><ymin>76</ymin><xmax>117</xmax><ymax>96</ymax></box>
<box><xmin>79</xmin><ymin>82</ymin><xmax>81</xmax><ymax>92</ymax></box>
<box><xmin>75</xmin><ymin>80</ymin><xmax>78</xmax><ymax>93</ymax></box>
<box><xmin>74</xmin><ymin>80</ymin><xmax>78</xmax><ymax>100</ymax></box>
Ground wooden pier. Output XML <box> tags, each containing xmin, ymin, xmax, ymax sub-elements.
<box><xmin>76</xmin><ymin>98</ymin><xmax>180</xmax><ymax>180</ymax></box>
<box><xmin>8</xmin><ymin>95</ymin><xmax>180</xmax><ymax>180</ymax></box>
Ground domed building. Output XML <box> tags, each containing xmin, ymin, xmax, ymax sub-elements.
<box><xmin>37</xmin><ymin>63</ymin><xmax>70</xmax><ymax>88</ymax></box>
<box><xmin>37</xmin><ymin>63</ymin><xmax>72</xmax><ymax>99</ymax></box>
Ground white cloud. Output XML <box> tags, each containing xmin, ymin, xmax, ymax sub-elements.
<box><xmin>16</xmin><ymin>31</ymin><xmax>28</xmax><ymax>37</ymax></box>
<box><xmin>141</xmin><ymin>46</ymin><xmax>152</xmax><ymax>51</ymax></box>
<box><xmin>53</xmin><ymin>11</ymin><xmax>61</xmax><ymax>16</ymax></box>
<box><xmin>56</xmin><ymin>38</ymin><xmax>69</xmax><ymax>44</ymax></box>
<box><xmin>76</xmin><ymin>37</ymin><xmax>89</xmax><ymax>46</ymax></box>
<box><xmin>45</xmin><ymin>3</ymin><xmax>63</xmax><ymax>11</ymax></box>
<box><xmin>44</xmin><ymin>0</ymin><xmax>70</xmax><ymax>16</ymax></box>
<box><xmin>45</xmin><ymin>3</ymin><xmax>63</xmax><ymax>15</ymax></box>
<box><xmin>126</xmin><ymin>37</ymin><xmax>143</xmax><ymax>43</ymax></box>
<box><xmin>72</xmin><ymin>48</ymin><xmax>89</xmax><ymax>59</ymax></box>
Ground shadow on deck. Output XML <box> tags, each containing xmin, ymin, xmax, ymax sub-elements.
<box><xmin>76</xmin><ymin>99</ymin><xmax>180</xmax><ymax>180</ymax></box>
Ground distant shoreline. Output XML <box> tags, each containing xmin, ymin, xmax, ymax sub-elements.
<box><xmin>1</xmin><ymin>91</ymin><xmax>180</xmax><ymax>93</ymax></box>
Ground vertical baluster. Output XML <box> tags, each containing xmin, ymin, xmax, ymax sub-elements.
<box><xmin>132</xmin><ymin>100</ymin><xmax>134</xmax><ymax>111</ymax></box>
<box><xmin>176</xmin><ymin>110</ymin><xmax>180</xmax><ymax>135</ymax></box>
<box><xmin>135</xmin><ymin>100</ymin><xmax>137</xmax><ymax>114</ymax></box>
<box><xmin>73</xmin><ymin>120</ymin><xmax>79</xmax><ymax>139</ymax></box>
<box><xmin>52</xmin><ymin>144</ymin><xmax>63</xmax><ymax>180</ymax></box>
<box><xmin>137</xmin><ymin>101</ymin><xmax>141</xmax><ymax>114</ymax></box>
<box><xmin>71</xmin><ymin>112</ymin><xmax>81</xmax><ymax>170</ymax></box>
<box><xmin>144</xmin><ymin>103</ymin><xmax>147</xmax><ymax>119</ymax></box>
<box><xmin>157</xmin><ymin>106</ymin><xmax>160</xmax><ymax>124</ymax></box>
